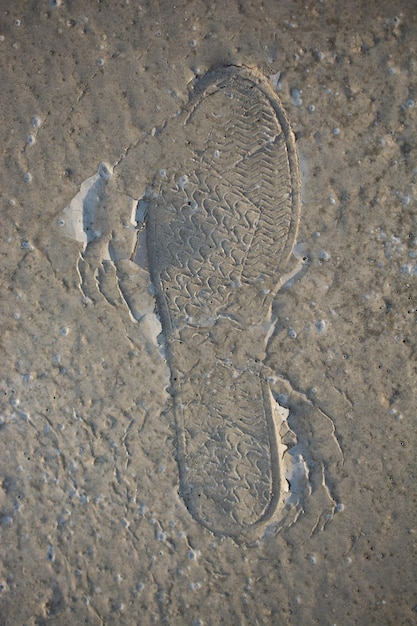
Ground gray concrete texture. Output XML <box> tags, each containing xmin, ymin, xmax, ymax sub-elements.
<box><xmin>0</xmin><ymin>1</ymin><xmax>416</xmax><ymax>624</ymax></box>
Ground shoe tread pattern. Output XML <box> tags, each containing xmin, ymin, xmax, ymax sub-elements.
<box><xmin>147</xmin><ymin>66</ymin><xmax>300</xmax><ymax>540</ymax></box>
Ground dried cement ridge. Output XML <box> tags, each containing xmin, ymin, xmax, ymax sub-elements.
<box><xmin>147</xmin><ymin>66</ymin><xmax>301</xmax><ymax>541</ymax></box>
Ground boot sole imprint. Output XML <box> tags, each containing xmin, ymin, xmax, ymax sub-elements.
<box><xmin>147</xmin><ymin>66</ymin><xmax>301</xmax><ymax>540</ymax></box>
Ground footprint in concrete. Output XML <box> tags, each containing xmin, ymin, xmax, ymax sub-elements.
<box><xmin>52</xmin><ymin>65</ymin><xmax>343</xmax><ymax>542</ymax></box>
<box><xmin>147</xmin><ymin>66</ymin><xmax>302</xmax><ymax>541</ymax></box>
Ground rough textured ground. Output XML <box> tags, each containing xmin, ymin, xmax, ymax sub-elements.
<box><xmin>0</xmin><ymin>1</ymin><xmax>416</xmax><ymax>624</ymax></box>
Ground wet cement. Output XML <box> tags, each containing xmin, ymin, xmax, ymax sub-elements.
<box><xmin>0</xmin><ymin>1</ymin><xmax>416</xmax><ymax>624</ymax></box>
